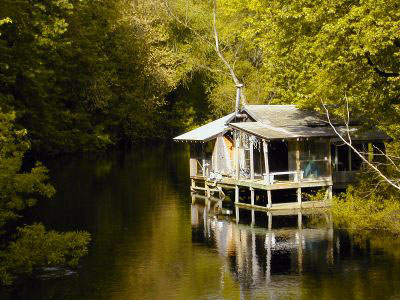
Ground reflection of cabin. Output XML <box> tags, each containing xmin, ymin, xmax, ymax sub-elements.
<box><xmin>191</xmin><ymin>199</ymin><xmax>335</xmax><ymax>292</ymax></box>
<box><xmin>174</xmin><ymin>105</ymin><xmax>390</xmax><ymax>209</ymax></box>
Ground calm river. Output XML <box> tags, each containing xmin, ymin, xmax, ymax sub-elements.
<box><xmin>1</xmin><ymin>144</ymin><xmax>400</xmax><ymax>299</ymax></box>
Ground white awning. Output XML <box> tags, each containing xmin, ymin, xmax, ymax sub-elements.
<box><xmin>174</xmin><ymin>113</ymin><xmax>235</xmax><ymax>142</ymax></box>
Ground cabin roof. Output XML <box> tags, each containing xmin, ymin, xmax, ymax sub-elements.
<box><xmin>230</xmin><ymin>122</ymin><xmax>335</xmax><ymax>139</ymax></box>
<box><xmin>173</xmin><ymin>113</ymin><xmax>235</xmax><ymax>142</ymax></box>
<box><xmin>229</xmin><ymin>121</ymin><xmax>391</xmax><ymax>141</ymax></box>
<box><xmin>243</xmin><ymin>105</ymin><xmax>327</xmax><ymax>127</ymax></box>
<box><xmin>173</xmin><ymin>105</ymin><xmax>390</xmax><ymax>142</ymax></box>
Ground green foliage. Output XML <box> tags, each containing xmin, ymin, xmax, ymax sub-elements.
<box><xmin>166</xmin><ymin>0</ymin><xmax>400</xmax><ymax>128</ymax></box>
<box><xmin>0</xmin><ymin>224</ymin><xmax>90</xmax><ymax>285</ymax></box>
<box><xmin>0</xmin><ymin>111</ymin><xmax>55</xmax><ymax>228</ymax></box>
<box><xmin>0</xmin><ymin>111</ymin><xmax>90</xmax><ymax>285</ymax></box>
<box><xmin>1</xmin><ymin>0</ymin><xmax>400</xmax><ymax>152</ymax></box>
<box><xmin>332</xmin><ymin>186</ymin><xmax>400</xmax><ymax>233</ymax></box>
<box><xmin>0</xmin><ymin>0</ymin><xmax>194</xmax><ymax>155</ymax></box>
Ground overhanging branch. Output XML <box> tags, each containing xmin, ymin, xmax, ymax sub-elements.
<box><xmin>321</xmin><ymin>99</ymin><xmax>400</xmax><ymax>192</ymax></box>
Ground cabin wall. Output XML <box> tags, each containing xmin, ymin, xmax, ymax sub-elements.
<box><xmin>189</xmin><ymin>141</ymin><xmax>215</xmax><ymax>177</ymax></box>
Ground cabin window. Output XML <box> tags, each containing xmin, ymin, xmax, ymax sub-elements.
<box><xmin>332</xmin><ymin>143</ymin><xmax>368</xmax><ymax>172</ymax></box>
<box><xmin>335</xmin><ymin>144</ymin><xmax>349</xmax><ymax>171</ymax></box>
<box><xmin>300</xmin><ymin>140</ymin><xmax>329</xmax><ymax>179</ymax></box>
<box><xmin>351</xmin><ymin>143</ymin><xmax>367</xmax><ymax>171</ymax></box>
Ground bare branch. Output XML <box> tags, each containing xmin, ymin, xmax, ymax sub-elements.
<box><xmin>321</xmin><ymin>100</ymin><xmax>400</xmax><ymax>191</ymax></box>
<box><xmin>163</xmin><ymin>0</ymin><xmax>247</xmax><ymax>105</ymax></box>
<box><xmin>213</xmin><ymin>0</ymin><xmax>246</xmax><ymax>104</ymax></box>
<box><xmin>162</xmin><ymin>0</ymin><xmax>214</xmax><ymax>47</ymax></box>
<box><xmin>344</xmin><ymin>94</ymin><xmax>352</xmax><ymax>144</ymax></box>
<box><xmin>373</xmin><ymin>145</ymin><xmax>400</xmax><ymax>173</ymax></box>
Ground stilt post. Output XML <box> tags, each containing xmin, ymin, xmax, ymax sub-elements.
<box><xmin>267</xmin><ymin>212</ymin><xmax>272</xmax><ymax>230</ymax></box>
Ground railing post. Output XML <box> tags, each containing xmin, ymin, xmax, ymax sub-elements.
<box><xmin>250</xmin><ymin>137</ymin><xmax>254</xmax><ymax>181</ymax></box>
<box><xmin>263</xmin><ymin>139</ymin><xmax>270</xmax><ymax>184</ymax></box>
<box><xmin>295</xmin><ymin>139</ymin><xmax>301</xmax><ymax>180</ymax></box>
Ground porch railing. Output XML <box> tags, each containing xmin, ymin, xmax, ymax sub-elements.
<box><xmin>263</xmin><ymin>171</ymin><xmax>304</xmax><ymax>184</ymax></box>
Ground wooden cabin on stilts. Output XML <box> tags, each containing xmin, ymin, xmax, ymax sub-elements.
<box><xmin>174</xmin><ymin>86</ymin><xmax>391</xmax><ymax>211</ymax></box>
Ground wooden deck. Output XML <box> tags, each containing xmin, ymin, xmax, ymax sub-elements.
<box><xmin>190</xmin><ymin>175</ymin><xmax>333</xmax><ymax>211</ymax></box>
<box><xmin>191</xmin><ymin>175</ymin><xmax>332</xmax><ymax>190</ymax></box>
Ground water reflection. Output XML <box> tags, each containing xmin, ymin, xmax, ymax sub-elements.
<box><xmin>2</xmin><ymin>146</ymin><xmax>400</xmax><ymax>300</ymax></box>
<box><xmin>191</xmin><ymin>197</ymin><xmax>337</xmax><ymax>296</ymax></box>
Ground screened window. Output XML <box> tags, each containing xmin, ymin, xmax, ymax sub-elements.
<box><xmin>300</xmin><ymin>140</ymin><xmax>330</xmax><ymax>179</ymax></box>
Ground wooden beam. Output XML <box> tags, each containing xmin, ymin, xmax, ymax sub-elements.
<box><xmin>205</xmin><ymin>181</ymin><xmax>210</xmax><ymax>198</ymax></box>
<box><xmin>327</xmin><ymin>186</ymin><xmax>333</xmax><ymax>200</ymax></box>
<box><xmin>250</xmin><ymin>138</ymin><xmax>254</xmax><ymax>180</ymax></box>
<box><xmin>191</xmin><ymin>179</ymin><xmax>195</xmax><ymax>192</ymax></box>
<box><xmin>297</xmin><ymin>188</ymin><xmax>302</xmax><ymax>205</ymax></box>
<box><xmin>201</xmin><ymin>143</ymin><xmax>206</xmax><ymax>177</ymax></box>
<box><xmin>263</xmin><ymin>140</ymin><xmax>270</xmax><ymax>184</ymax></box>
<box><xmin>295</xmin><ymin>140</ymin><xmax>301</xmax><ymax>182</ymax></box>
<box><xmin>235</xmin><ymin>185</ymin><xmax>239</xmax><ymax>203</ymax></box>
<box><xmin>268</xmin><ymin>212</ymin><xmax>272</xmax><ymax>230</ymax></box>
<box><xmin>234</xmin><ymin>131</ymin><xmax>240</xmax><ymax>180</ymax></box>
<box><xmin>328</xmin><ymin>140</ymin><xmax>333</xmax><ymax>180</ymax></box>
<box><xmin>267</xmin><ymin>190</ymin><xmax>272</xmax><ymax>208</ymax></box>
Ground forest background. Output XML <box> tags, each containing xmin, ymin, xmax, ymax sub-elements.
<box><xmin>0</xmin><ymin>0</ymin><xmax>399</xmax><ymax>284</ymax></box>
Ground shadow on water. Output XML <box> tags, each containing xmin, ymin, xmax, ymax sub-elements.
<box><xmin>1</xmin><ymin>144</ymin><xmax>400</xmax><ymax>299</ymax></box>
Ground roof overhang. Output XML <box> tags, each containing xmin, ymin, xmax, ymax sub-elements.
<box><xmin>230</xmin><ymin>122</ymin><xmax>391</xmax><ymax>141</ymax></box>
<box><xmin>173</xmin><ymin>113</ymin><xmax>235</xmax><ymax>143</ymax></box>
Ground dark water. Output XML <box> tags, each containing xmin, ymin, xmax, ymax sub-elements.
<box><xmin>2</xmin><ymin>144</ymin><xmax>400</xmax><ymax>299</ymax></box>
